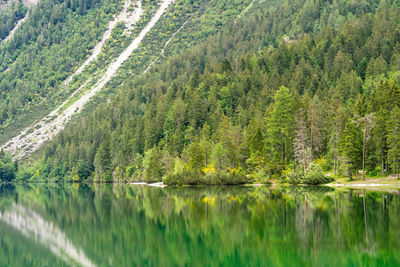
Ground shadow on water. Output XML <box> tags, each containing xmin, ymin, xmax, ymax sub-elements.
<box><xmin>0</xmin><ymin>183</ymin><xmax>399</xmax><ymax>266</ymax></box>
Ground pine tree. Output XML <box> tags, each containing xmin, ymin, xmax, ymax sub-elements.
<box><xmin>340</xmin><ymin>120</ymin><xmax>362</xmax><ymax>179</ymax></box>
<box><xmin>217</xmin><ymin>115</ymin><xmax>238</xmax><ymax>168</ymax></box>
<box><xmin>212</xmin><ymin>142</ymin><xmax>227</xmax><ymax>171</ymax></box>
<box><xmin>309</xmin><ymin>95</ymin><xmax>322</xmax><ymax>160</ymax></box>
<box><xmin>265</xmin><ymin>86</ymin><xmax>294</xmax><ymax>171</ymax></box>
<box><xmin>143</xmin><ymin>147</ymin><xmax>164</xmax><ymax>182</ymax></box>
<box><xmin>199</xmin><ymin>123</ymin><xmax>212</xmax><ymax>166</ymax></box>
<box><xmin>388</xmin><ymin>107</ymin><xmax>400</xmax><ymax>178</ymax></box>
<box><xmin>187</xmin><ymin>141</ymin><xmax>205</xmax><ymax>171</ymax></box>
<box><xmin>373</xmin><ymin>109</ymin><xmax>388</xmax><ymax>175</ymax></box>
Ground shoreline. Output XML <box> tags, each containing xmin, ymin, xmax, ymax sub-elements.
<box><xmin>3</xmin><ymin>179</ymin><xmax>400</xmax><ymax>192</ymax></box>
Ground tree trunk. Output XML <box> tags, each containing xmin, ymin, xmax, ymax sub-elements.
<box><xmin>333</xmin><ymin>157</ymin><xmax>336</xmax><ymax>176</ymax></box>
<box><xmin>334</xmin><ymin>109</ymin><xmax>338</xmax><ymax>177</ymax></box>
<box><xmin>235</xmin><ymin>58</ymin><xmax>238</xmax><ymax>76</ymax></box>
<box><xmin>362</xmin><ymin>118</ymin><xmax>366</xmax><ymax>181</ymax></box>
<box><xmin>310</xmin><ymin>111</ymin><xmax>314</xmax><ymax>161</ymax></box>
<box><xmin>282</xmin><ymin>142</ymin><xmax>286</xmax><ymax>170</ymax></box>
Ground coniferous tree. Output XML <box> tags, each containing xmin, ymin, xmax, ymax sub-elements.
<box><xmin>265</xmin><ymin>86</ymin><xmax>294</xmax><ymax>171</ymax></box>
<box><xmin>340</xmin><ymin>120</ymin><xmax>362</xmax><ymax>179</ymax></box>
<box><xmin>373</xmin><ymin>109</ymin><xmax>388</xmax><ymax>175</ymax></box>
<box><xmin>309</xmin><ymin>95</ymin><xmax>323</xmax><ymax>160</ymax></box>
<box><xmin>388</xmin><ymin>107</ymin><xmax>400</xmax><ymax>178</ymax></box>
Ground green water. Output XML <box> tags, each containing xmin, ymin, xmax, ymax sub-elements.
<box><xmin>0</xmin><ymin>184</ymin><xmax>399</xmax><ymax>267</ymax></box>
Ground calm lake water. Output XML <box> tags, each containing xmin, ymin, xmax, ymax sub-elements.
<box><xmin>0</xmin><ymin>184</ymin><xmax>399</xmax><ymax>266</ymax></box>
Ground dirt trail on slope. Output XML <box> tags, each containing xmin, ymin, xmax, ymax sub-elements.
<box><xmin>1</xmin><ymin>0</ymin><xmax>175</xmax><ymax>159</ymax></box>
<box><xmin>144</xmin><ymin>16</ymin><xmax>191</xmax><ymax>74</ymax></box>
<box><xmin>64</xmin><ymin>0</ymin><xmax>142</xmax><ymax>85</ymax></box>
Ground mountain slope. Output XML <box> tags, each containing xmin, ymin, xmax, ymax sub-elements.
<box><xmin>1</xmin><ymin>0</ymin><xmax>255</xmax><ymax>155</ymax></box>
<box><xmin>18</xmin><ymin>0</ymin><xmax>400</xmax><ymax>183</ymax></box>
<box><xmin>0</xmin><ymin>0</ymin><xmax>122</xmax><ymax>143</ymax></box>
<box><xmin>1</xmin><ymin>0</ymin><xmax>170</xmax><ymax>159</ymax></box>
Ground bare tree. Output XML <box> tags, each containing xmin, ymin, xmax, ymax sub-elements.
<box><xmin>294</xmin><ymin>109</ymin><xmax>311</xmax><ymax>173</ymax></box>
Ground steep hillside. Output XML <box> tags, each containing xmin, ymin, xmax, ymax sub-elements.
<box><xmin>16</xmin><ymin>0</ymin><xmax>400</xmax><ymax>183</ymax></box>
<box><xmin>0</xmin><ymin>0</ymin><xmax>122</xmax><ymax>143</ymax></box>
<box><xmin>0</xmin><ymin>0</ymin><xmax>256</xmax><ymax>156</ymax></box>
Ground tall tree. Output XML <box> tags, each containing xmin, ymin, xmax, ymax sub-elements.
<box><xmin>373</xmin><ymin>109</ymin><xmax>388</xmax><ymax>175</ymax></box>
<box><xmin>309</xmin><ymin>95</ymin><xmax>322</xmax><ymax>160</ymax></box>
<box><xmin>266</xmin><ymin>86</ymin><xmax>294</xmax><ymax>171</ymax></box>
<box><xmin>388</xmin><ymin>107</ymin><xmax>400</xmax><ymax>178</ymax></box>
<box><xmin>199</xmin><ymin>123</ymin><xmax>212</xmax><ymax>166</ymax></box>
<box><xmin>340</xmin><ymin>120</ymin><xmax>362</xmax><ymax>179</ymax></box>
<box><xmin>294</xmin><ymin>108</ymin><xmax>310</xmax><ymax>173</ymax></box>
<box><xmin>353</xmin><ymin>113</ymin><xmax>375</xmax><ymax>180</ymax></box>
<box><xmin>216</xmin><ymin>115</ymin><xmax>238</xmax><ymax>168</ymax></box>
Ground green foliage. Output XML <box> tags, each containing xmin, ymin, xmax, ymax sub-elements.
<box><xmin>14</xmin><ymin>0</ymin><xmax>400</xmax><ymax>184</ymax></box>
<box><xmin>368</xmin><ymin>166</ymin><xmax>382</xmax><ymax>177</ymax></box>
<box><xmin>143</xmin><ymin>147</ymin><xmax>164</xmax><ymax>183</ymax></box>
<box><xmin>284</xmin><ymin>162</ymin><xmax>332</xmax><ymax>185</ymax></box>
<box><xmin>163</xmin><ymin>170</ymin><xmax>249</xmax><ymax>186</ymax></box>
<box><xmin>265</xmin><ymin>86</ymin><xmax>295</xmax><ymax>171</ymax></box>
<box><xmin>303</xmin><ymin>162</ymin><xmax>332</xmax><ymax>185</ymax></box>
<box><xmin>0</xmin><ymin>151</ymin><xmax>17</xmax><ymax>182</ymax></box>
<box><xmin>0</xmin><ymin>1</ymin><xmax>27</xmax><ymax>41</ymax></box>
<box><xmin>77</xmin><ymin>159</ymin><xmax>92</xmax><ymax>180</ymax></box>
<box><xmin>388</xmin><ymin>107</ymin><xmax>400</xmax><ymax>178</ymax></box>
<box><xmin>339</xmin><ymin>120</ymin><xmax>362</xmax><ymax>177</ymax></box>
<box><xmin>284</xmin><ymin>171</ymin><xmax>304</xmax><ymax>185</ymax></box>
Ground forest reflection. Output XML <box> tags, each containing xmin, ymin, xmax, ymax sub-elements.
<box><xmin>0</xmin><ymin>184</ymin><xmax>399</xmax><ymax>266</ymax></box>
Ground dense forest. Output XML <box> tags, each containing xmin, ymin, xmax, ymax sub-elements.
<box><xmin>3</xmin><ymin>0</ymin><xmax>400</xmax><ymax>185</ymax></box>
<box><xmin>0</xmin><ymin>0</ymin><xmax>121</xmax><ymax>142</ymax></box>
<box><xmin>0</xmin><ymin>1</ymin><xmax>27</xmax><ymax>41</ymax></box>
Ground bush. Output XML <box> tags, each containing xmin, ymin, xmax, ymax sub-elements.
<box><xmin>368</xmin><ymin>166</ymin><xmax>382</xmax><ymax>177</ymax></box>
<box><xmin>303</xmin><ymin>162</ymin><xmax>332</xmax><ymax>185</ymax></box>
<box><xmin>0</xmin><ymin>152</ymin><xmax>17</xmax><ymax>183</ymax></box>
<box><xmin>315</xmin><ymin>157</ymin><xmax>331</xmax><ymax>172</ymax></box>
<box><xmin>284</xmin><ymin>162</ymin><xmax>333</xmax><ymax>185</ymax></box>
<box><xmin>163</xmin><ymin>171</ymin><xmax>203</xmax><ymax>186</ymax></box>
<box><xmin>285</xmin><ymin>171</ymin><xmax>304</xmax><ymax>185</ymax></box>
<box><xmin>163</xmin><ymin>170</ymin><xmax>250</xmax><ymax>186</ymax></box>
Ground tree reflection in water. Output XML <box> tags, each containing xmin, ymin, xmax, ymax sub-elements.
<box><xmin>0</xmin><ymin>184</ymin><xmax>399</xmax><ymax>266</ymax></box>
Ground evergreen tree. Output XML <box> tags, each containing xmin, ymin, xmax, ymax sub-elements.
<box><xmin>373</xmin><ymin>109</ymin><xmax>388</xmax><ymax>175</ymax></box>
<box><xmin>187</xmin><ymin>141</ymin><xmax>205</xmax><ymax>171</ymax></box>
<box><xmin>340</xmin><ymin>120</ymin><xmax>362</xmax><ymax>179</ymax></box>
<box><xmin>265</xmin><ymin>86</ymin><xmax>294</xmax><ymax>171</ymax></box>
<box><xmin>143</xmin><ymin>147</ymin><xmax>164</xmax><ymax>182</ymax></box>
<box><xmin>388</xmin><ymin>107</ymin><xmax>400</xmax><ymax>178</ymax></box>
<box><xmin>309</xmin><ymin>95</ymin><xmax>322</xmax><ymax>160</ymax></box>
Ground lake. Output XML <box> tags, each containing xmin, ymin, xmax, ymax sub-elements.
<box><xmin>0</xmin><ymin>184</ymin><xmax>399</xmax><ymax>266</ymax></box>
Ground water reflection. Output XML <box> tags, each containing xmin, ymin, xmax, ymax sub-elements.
<box><xmin>0</xmin><ymin>204</ymin><xmax>96</xmax><ymax>267</ymax></box>
<box><xmin>0</xmin><ymin>184</ymin><xmax>399</xmax><ymax>266</ymax></box>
